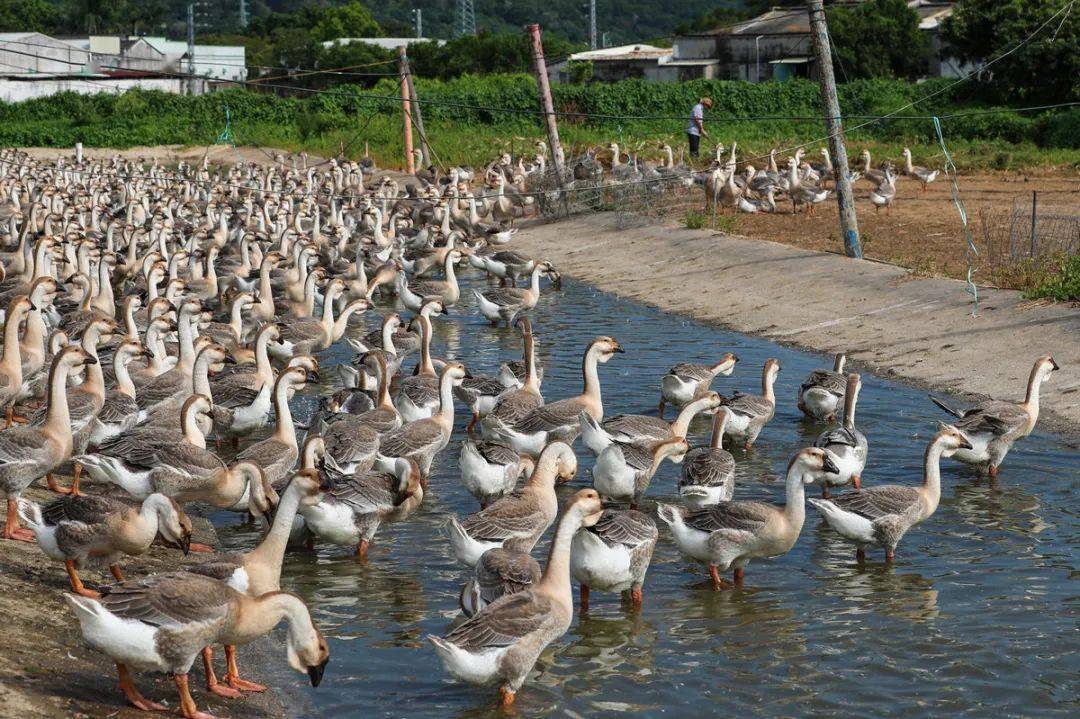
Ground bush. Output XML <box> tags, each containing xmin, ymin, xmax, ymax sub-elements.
<box><xmin>1041</xmin><ymin>109</ymin><xmax>1080</xmax><ymax>150</ymax></box>
<box><xmin>1025</xmin><ymin>254</ymin><xmax>1080</xmax><ymax>301</ymax></box>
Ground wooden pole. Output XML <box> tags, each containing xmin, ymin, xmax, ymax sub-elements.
<box><xmin>400</xmin><ymin>50</ymin><xmax>431</xmax><ymax>168</ymax></box>
<box><xmin>398</xmin><ymin>46</ymin><xmax>415</xmax><ymax>174</ymax></box>
<box><xmin>1030</xmin><ymin>190</ymin><xmax>1038</xmax><ymax>257</ymax></box>
<box><xmin>805</xmin><ymin>0</ymin><xmax>861</xmax><ymax>259</ymax></box>
<box><xmin>526</xmin><ymin>24</ymin><xmax>565</xmax><ymax>179</ymax></box>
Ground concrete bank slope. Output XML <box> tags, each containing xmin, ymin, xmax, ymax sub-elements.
<box><xmin>514</xmin><ymin>213</ymin><xmax>1080</xmax><ymax>436</ymax></box>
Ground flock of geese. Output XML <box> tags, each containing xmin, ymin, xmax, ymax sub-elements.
<box><xmin>0</xmin><ymin>145</ymin><xmax>1056</xmax><ymax>715</ymax></box>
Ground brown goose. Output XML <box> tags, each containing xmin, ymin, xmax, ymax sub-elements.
<box><xmin>719</xmin><ymin>358</ymin><xmax>781</xmax><ymax>449</ymax></box>
<box><xmin>235</xmin><ymin>364</ymin><xmax>317</xmax><ymax>489</ymax></box>
<box><xmin>798</xmin><ymin>352</ymin><xmax>847</xmax><ymax>421</ymax></box>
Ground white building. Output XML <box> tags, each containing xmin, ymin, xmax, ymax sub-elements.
<box><xmin>139</xmin><ymin>36</ymin><xmax>247</xmax><ymax>82</ymax></box>
<box><xmin>320</xmin><ymin>37</ymin><xmax>444</xmax><ymax>51</ymax></box>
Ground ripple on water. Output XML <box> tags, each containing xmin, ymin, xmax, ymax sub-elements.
<box><xmin>212</xmin><ymin>273</ymin><xmax>1078</xmax><ymax>718</ymax></box>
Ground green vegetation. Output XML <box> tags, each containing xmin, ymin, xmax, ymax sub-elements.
<box><xmin>1025</xmin><ymin>254</ymin><xmax>1080</xmax><ymax>301</ymax></box>
<box><xmin>829</xmin><ymin>0</ymin><xmax>930</xmax><ymax>79</ymax></box>
<box><xmin>1</xmin><ymin>79</ymin><xmax>1077</xmax><ymax>173</ymax></box>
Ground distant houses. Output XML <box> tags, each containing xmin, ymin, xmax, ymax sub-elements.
<box><xmin>550</xmin><ymin>1</ymin><xmax>972</xmax><ymax>84</ymax></box>
<box><xmin>0</xmin><ymin>31</ymin><xmax>245</xmax><ymax>102</ymax></box>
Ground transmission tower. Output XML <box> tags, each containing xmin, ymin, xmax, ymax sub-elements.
<box><xmin>458</xmin><ymin>0</ymin><xmax>476</xmax><ymax>37</ymax></box>
<box><xmin>239</xmin><ymin>0</ymin><xmax>248</xmax><ymax>29</ymax></box>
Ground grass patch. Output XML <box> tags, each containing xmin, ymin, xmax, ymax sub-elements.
<box><xmin>1024</xmin><ymin>254</ymin><xmax>1080</xmax><ymax>301</ymax></box>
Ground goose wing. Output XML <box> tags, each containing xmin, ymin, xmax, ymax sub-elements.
<box><xmin>186</xmin><ymin>554</ymin><xmax>245</xmax><ymax>582</ymax></box>
<box><xmin>721</xmin><ymin>391</ymin><xmax>772</xmax><ymax>418</ymax></box>
<box><xmin>97</xmin><ymin>392</ymin><xmax>140</xmax><ymax>424</ymax></box>
<box><xmin>0</xmin><ymin>427</ymin><xmax>49</xmax><ymax>465</ymax></box>
<box><xmin>473</xmin><ymin>440</ymin><xmax>521</xmax><ymax>466</ymax></box>
<box><xmin>475</xmin><ymin>548</ymin><xmax>541</xmax><ymax>597</ymax></box>
<box><xmin>329</xmin><ymin>470</ymin><xmax>400</xmax><ymax>512</ymax></box>
<box><xmin>828</xmin><ymin>486</ymin><xmax>920</xmax><ymax>520</ymax></box>
<box><xmin>668</xmin><ymin>363</ymin><xmax>713</xmax><ymax>382</ymax></box>
<box><xmin>681</xmin><ymin>447</ymin><xmax>734</xmax><ymax>487</ymax></box>
<box><xmin>41</xmin><ymin>494</ymin><xmax>132</xmax><ymax>526</ymax></box>
<box><xmin>211</xmin><ymin>382</ymin><xmax>261</xmax><ymax>410</ymax></box>
<box><xmin>100</xmin><ymin>572</ymin><xmax>234</xmax><ymax>628</ymax></box>
<box><xmin>801</xmin><ymin>370</ymin><xmax>845</xmax><ymax>396</ymax></box>
<box><xmin>954</xmin><ymin>401</ymin><xmax>1029</xmax><ymax>437</ymax></box>
<box><xmin>815</xmin><ymin>426</ymin><xmax>862</xmax><ymax>449</ymax></box>
<box><xmin>443</xmin><ymin>591</ymin><xmax>552</xmax><ymax>650</ymax></box>
<box><xmin>601</xmin><ymin>413</ymin><xmax>668</xmax><ymax>442</ymax></box>
<box><xmin>459</xmin><ymin>491</ymin><xmax>542</xmax><ymax>542</ymax></box>
<box><xmin>512</xmin><ymin>398</ymin><xmax>581</xmax><ymax>433</ymax></box>
<box><xmin>684</xmin><ymin>501</ymin><xmax>771</xmax><ymax>536</ymax></box>
<box><xmin>478</xmin><ymin>287</ymin><xmax>527</xmax><ymax>307</ymax></box>
<box><xmin>379</xmin><ymin>418</ymin><xmax>444</xmax><ymax>458</ymax></box>
<box><xmin>280</xmin><ymin>318</ymin><xmax>324</xmax><ymax>343</ymax></box>
<box><xmin>323</xmin><ymin>421</ymin><xmax>380</xmax><ymax>466</ymax></box>
<box><xmin>398</xmin><ymin>375</ymin><xmax>438</xmax><ymax>405</ymax></box>
<box><xmin>406</xmin><ymin>279</ymin><xmax>445</xmax><ymax>297</ymax></box>
<box><xmin>588</xmin><ymin>509</ymin><xmax>657</xmax><ymax>548</ymax></box>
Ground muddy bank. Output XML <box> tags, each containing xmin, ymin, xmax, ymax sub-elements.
<box><xmin>0</xmin><ymin>482</ymin><xmax>289</xmax><ymax>719</ymax></box>
<box><xmin>514</xmin><ymin>212</ymin><xmax>1080</xmax><ymax>436</ymax></box>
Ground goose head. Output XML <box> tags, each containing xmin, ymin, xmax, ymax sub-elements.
<box><xmin>288</xmin><ymin>467</ymin><xmax>329</xmax><ymax>509</ymax></box>
<box><xmin>1032</xmin><ymin>355</ymin><xmax>1060</xmax><ymax>384</ymax></box>
<box><xmin>286</xmin><ymin>613</ymin><xmax>330</xmax><ymax>688</ymax></box>
<box><xmin>566</xmin><ymin>488</ymin><xmax>605</xmax><ymax>528</ymax></box>
<box><xmin>150</xmin><ymin>494</ymin><xmax>193</xmax><ymax>555</ymax></box>
<box><xmin>715</xmin><ymin>352</ymin><xmax>739</xmax><ymax>376</ymax></box>
<box><xmin>791</xmin><ymin>446</ymin><xmax>842</xmax><ymax>484</ymax></box>
<box><xmin>440</xmin><ymin>362</ymin><xmax>468</xmax><ymax>388</ymax></box>
<box><xmin>763</xmin><ymin>358</ymin><xmax>781</xmax><ymax>384</ymax></box>
<box><xmin>934</xmin><ymin>424</ymin><xmax>974</xmax><ymax>456</ymax></box>
<box><xmin>591</xmin><ymin>336</ymin><xmax>624</xmax><ymax>363</ymax></box>
<box><xmin>538</xmin><ymin>441</ymin><xmax>578</xmax><ymax>483</ymax></box>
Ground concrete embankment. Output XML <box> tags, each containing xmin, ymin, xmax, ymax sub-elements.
<box><xmin>515</xmin><ymin>212</ymin><xmax>1080</xmax><ymax>436</ymax></box>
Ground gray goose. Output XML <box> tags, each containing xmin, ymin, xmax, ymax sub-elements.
<box><xmin>798</xmin><ymin>352</ymin><xmax>847</xmax><ymax>421</ymax></box>
<box><xmin>459</xmin><ymin>547</ymin><xmax>541</xmax><ymax>617</ymax></box>
<box><xmin>570</xmin><ymin>508</ymin><xmax>658</xmax><ymax>611</ymax></box>
<box><xmin>679</xmin><ymin>407</ymin><xmax>736</xmax><ymax>509</ymax></box>
<box><xmin>581</xmin><ymin>391</ymin><xmax>721</xmax><ymax>456</ymax></box>
<box><xmin>480</xmin><ymin>318</ymin><xmax>543</xmax><ymax>438</ymax></box>
<box><xmin>658</xmin><ymin>352</ymin><xmax>738</xmax><ymax>418</ymax></box>
<box><xmin>814</xmin><ymin>373</ymin><xmax>868</xmax><ymax>496</ymax></box>
<box><xmin>235</xmin><ymin>365</ymin><xmax>316</xmax><ymax>489</ymax></box>
<box><xmin>719</xmin><ymin>358</ymin><xmax>781</xmax><ymax>449</ymax></box>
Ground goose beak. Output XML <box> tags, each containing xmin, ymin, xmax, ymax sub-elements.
<box><xmin>308</xmin><ymin>658</ymin><xmax>328</xmax><ymax>687</ymax></box>
<box><xmin>306</xmin><ymin>370</ymin><xmax>320</xmax><ymax>383</ymax></box>
<box><xmin>821</xmin><ymin>452</ymin><xmax>840</xmax><ymax>475</ymax></box>
<box><xmin>1050</xmin><ymin>357</ymin><xmax>1059</xmax><ymax>371</ymax></box>
<box><xmin>84</xmin><ymin>356</ymin><xmax>98</xmax><ymax>365</ymax></box>
<box><xmin>958</xmin><ymin>435</ymin><xmax>973</xmax><ymax>450</ymax></box>
<box><xmin>223</xmin><ymin>355</ymin><xmax>237</xmax><ymax>364</ymax></box>
<box><xmin>179</xmin><ymin>532</ymin><xmax>192</xmax><ymax>556</ymax></box>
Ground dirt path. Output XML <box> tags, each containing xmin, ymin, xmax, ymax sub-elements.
<box><xmin>513</xmin><ymin>212</ymin><xmax>1080</xmax><ymax>436</ymax></box>
<box><xmin>0</xmin><ymin>482</ymin><xmax>288</xmax><ymax>719</ymax></box>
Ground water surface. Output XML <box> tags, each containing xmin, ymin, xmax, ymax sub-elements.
<box><xmin>217</xmin><ymin>271</ymin><xmax>1078</xmax><ymax>718</ymax></box>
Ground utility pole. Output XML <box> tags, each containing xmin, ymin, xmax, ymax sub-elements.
<box><xmin>398</xmin><ymin>46</ymin><xmax>415</xmax><ymax>174</ymax></box>
<box><xmin>589</xmin><ymin>0</ymin><xmax>597</xmax><ymax>50</ymax></box>
<box><xmin>526</xmin><ymin>24</ymin><xmax>565</xmax><ymax>179</ymax></box>
<box><xmin>413</xmin><ymin>8</ymin><xmax>422</xmax><ymax>38</ymax></box>
<box><xmin>806</xmin><ymin>0</ymin><xmax>860</xmax><ymax>258</ymax></box>
<box><xmin>239</xmin><ymin>0</ymin><xmax>248</xmax><ymax>29</ymax></box>
<box><xmin>400</xmin><ymin>48</ymin><xmax>430</xmax><ymax>167</ymax></box>
<box><xmin>186</xmin><ymin>3</ymin><xmax>197</xmax><ymax>96</ymax></box>
<box><xmin>458</xmin><ymin>0</ymin><xmax>476</xmax><ymax>38</ymax></box>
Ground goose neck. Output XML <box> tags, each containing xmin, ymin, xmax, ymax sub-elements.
<box><xmin>437</xmin><ymin>371</ymin><xmax>456</xmax><ymax>426</ymax></box>
<box><xmin>581</xmin><ymin>345</ymin><xmax>602</xmax><ymax>404</ymax></box>
<box><xmin>671</xmin><ymin>398</ymin><xmax>709</xmax><ymax>438</ymax></box>
<box><xmin>245</xmin><ymin>487</ymin><xmax>302</xmax><ymax>591</ymax></box>
<box><xmin>113</xmin><ymin>352</ymin><xmax>136</xmax><ymax>398</ymax></box>
<box><xmin>920</xmin><ymin>439</ymin><xmax>946</xmax><ymax>516</ymax></box>
<box><xmin>710</xmin><ymin>410</ymin><xmax>729</xmax><ymax>449</ymax></box>
<box><xmin>537</xmin><ymin>509</ymin><xmax>584</xmax><ymax>606</ymax></box>
<box><xmin>523</xmin><ymin>334</ymin><xmax>540</xmax><ymax>393</ymax></box>
<box><xmin>272</xmin><ymin>378</ymin><xmax>297</xmax><ymax>447</ymax></box>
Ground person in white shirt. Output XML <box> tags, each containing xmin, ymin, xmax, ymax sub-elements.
<box><xmin>687</xmin><ymin>97</ymin><xmax>712</xmax><ymax>158</ymax></box>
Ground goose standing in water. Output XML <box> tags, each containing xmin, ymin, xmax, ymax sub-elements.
<box><xmin>679</xmin><ymin>407</ymin><xmax>736</xmax><ymax>509</ymax></box>
<box><xmin>447</xmin><ymin>442</ymin><xmax>577</xmax><ymax>567</ymax></box>
<box><xmin>658</xmin><ymin>447</ymin><xmax>838</xmax><ymax>589</ymax></box>
<box><xmin>430</xmin><ymin>489</ymin><xmax>604</xmax><ymax>708</ymax></box>
<box><xmin>581</xmin><ymin>391</ymin><xmax>721</xmax><ymax>456</ymax></box>
<box><xmin>798</xmin><ymin>352</ymin><xmax>846</xmax><ymax>421</ymax></box>
<box><xmin>658</xmin><ymin>352</ymin><xmax>738</xmax><ymax>418</ymax></box>
<box><xmin>487</xmin><ymin>337</ymin><xmax>623</xmax><ymax>456</ymax></box>
<box><xmin>570</xmin><ymin>508</ymin><xmax>658</xmax><ymax>611</ymax></box>
<box><xmin>813</xmin><ymin>373</ymin><xmax>867</xmax><ymax>496</ymax></box>
<box><xmin>480</xmin><ymin>318</ymin><xmax>543</xmax><ymax>439</ymax></box>
<box><xmin>928</xmin><ymin>355</ymin><xmax>1058</xmax><ymax>475</ymax></box>
<box><xmin>587</xmin><ymin>427</ymin><xmax>689</xmax><ymax>508</ymax></box>
<box><xmin>809</xmin><ymin>426</ymin><xmax>971</xmax><ymax>562</ymax></box>
<box><xmin>719</xmin><ymin>358</ymin><xmax>781</xmax><ymax>449</ymax></box>
<box><xmin>458</xmin><ymin>439</ymin><xmax>534</xmax><ymax>508</ymax></box>
<box><xmin>376</xmin><ymin>363</ymin><xmax>468</xmax><ymax>478</ymax></box>
<box><xmin>65</xmin><ymin>572</ymin><xmax>330</xmax><ymax>718</ymax></box>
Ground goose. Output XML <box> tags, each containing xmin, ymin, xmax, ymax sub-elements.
<box><xmin>809</xmin><ymin>426</ymin><xmax>971</xmax><ymax>562</ymax></box>
<box><xmin>459</xmin><ymin>439</ymin><xmax>535</xmax><ymax>508</ymax></box>
<box><xmin>235</xmin><ymin>364</ymin><xmax>317</xmax><ymax>489</ymax></box>
<box><xmin>473</xmin><ymin>260</ymin><xmax>556</xmax><ymax>327</ymax></box>
<box><xmin>0</xmin><ymin>295</ymin><xmax>35</xmax><ymax>425</ymax></box>
<box><xmin>798</xmin><ymin>352</ymin><xmax>847</xmax><ymax>421</ymax></box>
<box><xmin>459</xmin><ymin>547</ymin><xmax>541</xmax><ymax>618</ymax></box>
<box><xmin>320</xmin><ymin>400</ymin><xmax>381</xmax><ymax>474</ymax></box>
<box><xmin>188</xmin><ymin>468</ymin><xmax>326</xmax><ymax>696</ymax></box>
<box><xmin>870</xmin><ymin>168</ymin><xmax>897</xmax><ymax>214</ymax></box>
<box><xmin>135</xmin><ymin>298</ymin><xmax>204</xmax><ymax>413</ymax></box>
<box><xmin>0</xmin><ymin>346</ymin><xmax>94</xmax><ymax>541</ymax></box>
<box><xmin>487</xmin><ymin>337</ymin><xmax>623</xmax><ymax>456</ymax></box>
<box><xmin>394</xmin><ymin>304</ymin><xmax>443</xmax><ymax>422</ymax></box>
<box><xmin>481</xmin><ymin>318</ymin><xmax>544</xmax><ymax>438</ymax></box>
<box><xmin>928</xmin><ymin>355</ymin><xmax>1058</xmax><ymax>475</ymax></box>
<box><xmin>570</xmin><ymin>508</ymin><xmax>658</xmax><ymax>611</ymax></box>
<box><xmin>18</xmin><ymin>492</ymin><xmax>192</xmax><ymax>597</ymax></box>
<box><xmin>581</xmin><ymin>391</ymin><xmax>722</xmax><ymax>456</ymax></box>
<box><xmin>447</xmin><ymin>441</ymin><xmax>577</xmax><ymax>567</ymax></box>
<box><xmin>375</xmin><ymin>362</ymin><xmax>468</xmax><ymax>478</ymax></box>
<box><xmin>201</xmin><ymin>290</ymin><xmax>255</xmax><ymax>352</ymax></box>
<box><xmin>658</xmin><ymin>352</ymin><xmax>738</xmax><ymax>418</ymax></box>
<box><xmin>396</xmin><ymin>250</ymin><xmax>464</xmax><ymax>311</ymax></box>
<box><xmin>274</xmin><ymin>279</ymin><xmax>369</xmax><ymax>358</ymax></box>
<box><xmin>430</xmin><ymin>488</ymin><xmax>604</xmax><ymax>708</ymax></box>
<box><xmin>588</xmin><ymin>429</ymin><xmax>689</xmax><ymax>508</ymax></box>
<box><xmin>679</xmin><ymin>407</ymin><xmax>736</xmax><ymax>509</ymax></box>
<box><xmin>331</xmin><ymin>351</ymin><xmax>401</xmax><ymax>434</ymax></box>
<box><xmin>902</xmin><ymin>148</ymin><xmax>938</xmax><ymax>191</ymax></box>
<box><xmin>859</xmin><ymin>149</ymin><xmax>886</xmax><ymax>185</ymax></box>
<box><xmin>719</xmin><ymin>358</ymin><xmax>781</xmax><ymax>449</ymax></box>
<box><xmin>813</xmin><ymin>373</ymin><xmax>868</xmax><ymax>496</ymax></box>
<box><xmin>87</xmin><ymin>339</ymin><xmax>147</xmax><ymax>446</ymax></box>
<box><xmin>301</xmin><ymin>458</ymin><xmax>424</xmax><ymax>560</ymax></box>
<box><xmin>65</xmin><ymin>572</ymin><xmax>329</xmax><ymax>718</ymax></box>
<box><xmin>658</xmin><ymin>447</ymin><xmax>838</xmax><ymax>589</ymax></box>
<box><xmin>343</xmin><ymin>312</ymin><xmax>405</xmax><ymax>380</ymax></box>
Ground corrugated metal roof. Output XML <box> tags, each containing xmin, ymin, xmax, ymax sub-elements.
<box><xmin>569</xmin><ymin>44</ymin><xmax>671</xmax><ymax>61</ymax></box>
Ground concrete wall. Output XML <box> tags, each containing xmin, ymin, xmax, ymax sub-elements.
<box><xmin>0</xmin><ymin>77</ymin><xmax>203</xmax><ymax>103</ymax></box>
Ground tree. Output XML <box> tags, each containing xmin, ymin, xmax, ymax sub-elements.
<box><xmin>828</xmin><ymin>0</ymin><xmax>930</xmax><ymax>79</ymax></box>
<box><xmin>944</xmin><ymin>0</ymin><xmax>1080</xmax><ymax>104</ymax></box>
<box><xmin>0</xmin><ymin>0</ymin><xmax>59</xmax><ymax>33</ymax></box>
<box><xmin>309</xmin><ymin>1</ymin><xmax>382</xmax><ymax>42</ymax></box>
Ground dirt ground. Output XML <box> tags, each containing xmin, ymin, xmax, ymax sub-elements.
<box><xmin>677</xmin><ymin>172</ymin><xmax>1079</xmax><ymax>288</ymax></box>
<box><xmin>0</xmin><ymin>479</ymin><xmax>286</xmax><ymax>719</ymax></box>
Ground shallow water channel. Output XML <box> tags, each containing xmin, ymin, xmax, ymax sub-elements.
<box><xmin>215</xmin><ymin>271</ymin><xmax>1077</xmax><ymax>718</ymax></box>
